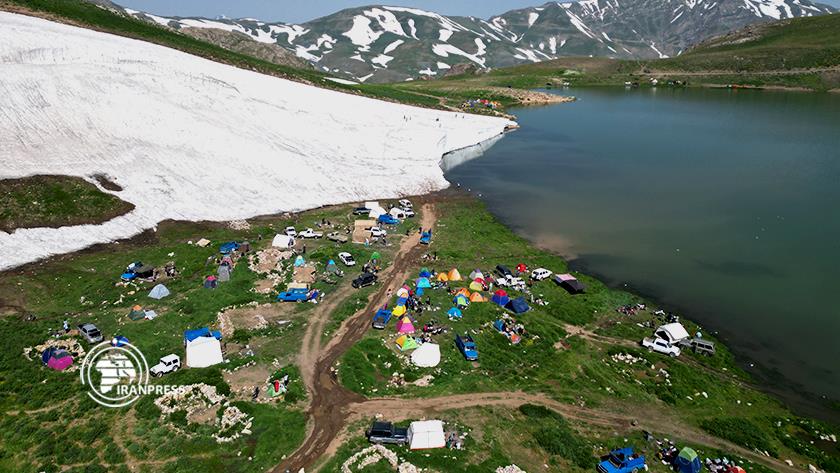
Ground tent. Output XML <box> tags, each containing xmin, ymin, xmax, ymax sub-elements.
<box><xmin>294</xmin><ymin>255</ymin><xmax>306</xmax><ymax>267</ymax></box>
<box><xmin>419</xmin><ymin>269</ymin><xmax>431</xmax><ymax>278</ymax></box>
<box><xmin>196</xmin><ymin>238</ymin><xmax>211</xmax><ymax>247</ymax></box>
<box><xmin>407</xmin><ymin>420</ymin><xmax>446</xmax><ymax>450</ymax></box>
<box><xmin>148</xmin><ymin>283</ymin><xmax>170</xmax><ymax>299</ymax></box>
<box><xmin>416</xmin><ymin>277</ymin><xmax>431</xmax><ymax>289</ymax></box>
<box><xmin>411</xmin><ymin>343</ymin><xmax>441</xmax><ymax>367</ymax></box>
<box><xmin>453</xmin><ymin>294</ymin><xmax>470</xmax><ymax>308</ymax></box>
<box><xmin>396</xmin><ymin>286</ymin><xmax>410</xmax><ymax>298</ymax></box>
<box><xmin>469</xmin><ymin>280</ymin><xmax>484</xmax><ymax>292</ymax></box>
<box><xmin>217</xmin><ymin>265</ymin><xmax>231</xmax><ymax>282</ymax></box>
<box><xmin>396</xmin><ymin>316</ymin><xmax>416</xmax><ymax>333</ymax></box>
<box><xmin>447</xmin><ymin>268</ymin><xmax>462</xmax><ymax>281</ymax></box>
<box><xmin>267</xmin><ymin>379</ymin><xmax>287</xmax><ymax>397</ymax></box>
<box><xmin>219</xmin><ymin>241</ymin><xmax>239</xmax><ymax>254</ymax></box>
<box><xmin>203</xmin><ymin>275</ymin><xmax>217</xmax><ymax>289</ymax></box>
<box><xmin>491</xmin><ymin>289</ymin><xmax>509</xmax><ymax>306</ymax></box>
<box><xmin>392</xmin><ymin>305</ymin><xmax>407</xmax><ymax>317</ymax></box>
<box><xmin>447</xmin><ymin>307</ymin><xmax>462</xmax><ymax>319</ymax></box>
<box><xmin>455</xmin><ymin>287</ymin><xmax>471</xmax><ymax>298</ymax></box>
<box><xmin>553</xmin><ymin>273</ymin><xmax>586</xmax><ymax>294</ymax></box>
<box><xmin>184</xmin><ymin>328</ymin><xmax>223</xmax><ymax>368</ymax></box>
<box><xmin>128</xmin><ymin>305</ymin><xmax>146</xmax><ymax>321</ymax></box>
<box><xmin>728</xmin><ymin>467</ymin><xmax>746</xmax><ymax>473</ymax></box>
<box><xmin>396</xmin><ymin>297</ymin><xmax>408</xmax><ymax>306</ymax></box>
<box><xmin>395</xmin><ymin>334</ymin><xmax>419</xmax><ymax>351</ymax></box>
<box><xmin>271</xmin><ymin>234</ymin><xmax>295</xmax><ymax>249</ymax></box>
<box><xmin>41</xmin><ymin>347</ymin><xmax>73</xmax><ymax>371</ymax></box>
<box><xmin>674</xmin><ymin>447</ymin><xmax>702</xmax><ymax>473</ymax></box>
<box><xmin>111</xmin><ymin>336</ymin><xmax>130</xmax><ymax>347</ymax></box>
<box><xmin>469</xmin><ymin>292</ymin><xmax>487</xmax><ymax>303</ymax></box>
<box><xmin>184</xmin><ymin>327</ymin><xmax>222</xmax><ymax>342</ymax></box>
<box><xmin>506</xmin><ymin>296</ymin><xmax>530</xmax><ymax>314</ymax></box>
<box><xmin>469</xmin><ymin>269</ymin><xmax>484</xmax><ymax>280</ymax></box>
<box><xmin>325</xmin><ymin>260</ymin><xmax>339</xmax><ymax>274</ymax></box>
<box><xmin>435</xmin><ymin>273</ymin><xmax>449</xmax><ymax>282</ymax></box>
<box><xmin>370</xmin><ymin>251</ymin><xmax>381</xmax><ymax>262</ymax></box>
<box><xmin>516</xmin><ymin>263</ymin><xmax>527</xmax><ymax>273</ymax></box>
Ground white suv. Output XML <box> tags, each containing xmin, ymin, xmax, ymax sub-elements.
<box><xmin>531</xmin><ymin>268</ymin><xmax>552</xmax><ymax>281</ymax></box>
<box><xmin>150</xmin><ymin>354</ymin><xmax>181</xmax><ymax>377</ymax></box>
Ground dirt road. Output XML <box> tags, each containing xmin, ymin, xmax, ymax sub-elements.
<box><xmin>274</xmin><ymin>204</ymin><xmax>437</xmax><ymax>472</ymax></box>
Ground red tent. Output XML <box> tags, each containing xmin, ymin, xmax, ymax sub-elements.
<box><xmin>516</xmin><ymin>263</ymin><xmax>527</xmax><ymax>273</ymax></box>
<box><xmin>494</xmin><ymin>289</ymin><xmax>508</xmax><ymax>297</ymax></box>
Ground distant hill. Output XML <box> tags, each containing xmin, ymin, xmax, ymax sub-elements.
<box><xmin>119</xmin><ymin>0</ymin><xmax>835</xmax><ymax>83</ymax></box>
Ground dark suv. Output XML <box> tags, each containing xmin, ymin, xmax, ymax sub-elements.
<box><xmin>352</xmin><ymin>272</ymin><xmax>377</xmax><ymax>289</ymax></box>
<box><xmin>366</xmin><ymin>421</ymin><xmax>408</xmax><ymax>445</ymax></box>
<box><xmin>495</xmin><ymin>264</ymin><xmax>512</xmax><ymax>278</ymax></box>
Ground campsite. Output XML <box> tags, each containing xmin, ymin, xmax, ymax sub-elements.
<box><xmin>0</xmin><ymin>195</ymin><xmax>837</xmax><ymax>473</ymax></box>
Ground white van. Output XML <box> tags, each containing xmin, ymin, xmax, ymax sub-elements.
<box><xmin>531</xmin><ymin>268</ymin><xmax>553</xmax><ymax>281</ymax></box>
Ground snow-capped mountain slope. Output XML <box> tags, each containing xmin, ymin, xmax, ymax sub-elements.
<box><xmin>123</xmin><ymin>0</ymin><xmax>835</xmax><ymax>82</ymax></box>
<box><xmin>0</xmin><ymin>11</ymin><xmax>511</xmax><ymax>270</ymax></box>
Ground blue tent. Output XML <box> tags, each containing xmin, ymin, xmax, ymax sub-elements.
<box><xmin>505</xmin><ymin>296</ymin><xmax>530</xmax><ymax>314</ymax></box>
<box><xmin>416</xmin><ymin>287</ymin><xmax>425</xmax><ymax>296</ymax></box>
<box><xmin>674</xmin><ymin>447</ymin><xmax>702</xmax><ymax>473</ymax></box>
<box><xmin>416</xmin><ymin>277</ymin><xmax>431</xmax><ymax>289</ymax></box>
<box><xmin>219</xmin><ymin>241</ymin><xmax>239</xmax><ymax>254</ymax></box>
<box><xmin>447</xmin><ymin>307</ymin><xmax>463</xmax><ymax>319</ymax></box>
<box><xmin>294</xmin><ymin>255</ymin><xmax>306</xmax><ymax>267</ymax></box>
<box><xmin>420</xmin><ymin>231</ymin><xmax>432</xmax><ymax>245</ymax></box>
<box><xmin>111</xmin><ymin>335</ymin><xmax>130</xmax><ymax>347</ymax></box>
<box><xmin>491</xmin><ymin>290</ymin><xmax>510</xmax><ymax>306</ymax></box>
<box><xmin>419</xmin><ymin>270</ymin><xmax>431</xmax><ymax>278</ymax></box>
<box><xmin>453</xmin><ymin>294</ymin><xmax>470</xmax><ymax>308</ymax></box>
<box><xmin>396</xmin><ymin>297</ymin><xmax>408</xmax><ymax>306</ymax></box>
<box><xmin>184</xmin><ymin>328</ymin><xmax>222</xmax><ymax>342</ymax></box>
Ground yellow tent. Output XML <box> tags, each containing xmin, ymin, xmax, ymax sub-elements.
<box><xmin>436</xmin><ymin>273</ymin><xmax>449</xmax><ymax>282</ymax></box>
<box><xmin>392</xmin><ymin>305</ymin><xmax>406</xmax><ymax>317</ymax></box>
<box><xmin>469</xmin><ymin>292</ymin><xmax>487</xmax><ymax>303</ymax></box>
<box><xmin>469</xmin><ymin>280</ymin><xmax>483</xmax><ymax>291</ymax></box>
<box><xmin>448</xmin><ymin>268</ymin><xmax>462</xmax><ymax>281</ymax></box>
<box><xmin>455</xmin><ymin>287</ymin><xmax>471</xmax><ymax>298</ymax></box>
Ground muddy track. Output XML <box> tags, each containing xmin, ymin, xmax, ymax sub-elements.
<box><xmin>274</xmin><ymin>204</ymin><xmax>436</xmax><ymax>472</ymax></box>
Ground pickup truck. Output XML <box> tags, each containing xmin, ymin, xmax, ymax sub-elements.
<box><xmin>150</xmin><ymin>354</ymin><xmax>181</xmax><ymax>377</ymax></box>
<box><xmin>641</xmin><ymin>336</ymin><xmax>681</xmax><ymax>357</ymax></box>
<box><xmin>276</xmin><ymin>287</ymin><xmax>311</xmax><ymax>302</ymax></box>
<box><xmin>352</xmin><ymin>272</ymin><xmax>377</xmax><ymax>289</ymax></box>
<box><xmin>377</xmin><ymin>214</ymin><xmax>400</xmax><ymax>225</ymax></box>
<box><xmin>298</xmin><ymin>228</ymin><xmax>323</xmax><ymax>239</ymax></box>
<box><xmin>597</xmin><ymin>447</ymin><xmax>646</xmax><ymax>473</ymax></box>
<box><xmin>419</xmin><ymin>231</ymin><xmax>432</xmax><ymax>245</ymax></box>
<box><xmin>326</xmin><ymin>232</ymin><xmax>348</xmax><ymax>243</ymax></box>
<box><xmin>78</xmin><ymin>323</ymin><xmax>104</xmax><ymax>343</ymax></box>
<box><xmin>366</xmin><ymin>421</ymin><xmax>408</xmax><ymax>445</ymax></box>
<box><xmin>372</xmin><ymin>308</ymin><xmax>391</xmax><ymax>329</ymax></box>
<box><xmin>455</xmin><ymin>334</ymin><xmax>478</xmax><ymax>361</ymax></box>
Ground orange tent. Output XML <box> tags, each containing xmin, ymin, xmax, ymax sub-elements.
<box><xmin>455</xmin><ymin>287</ymin><xmax>471</xmax><ymax>298</ymax></box>
<box><xmin>447</xmin><ymin>268</ymin><xmax>462</xmax><ymax>281</ymax></box>
<box><xmin>469</xmin><ymin>292</ymin><xmax>486</xmax><ymax>303</ymax></box>
<box><xmin>436</xmin><ymin>273</ymin><xmax>449</xmax><ymax>282</ymax></box>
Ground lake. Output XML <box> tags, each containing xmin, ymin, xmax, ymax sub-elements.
<box><xmin>443</xmin><ymin>87</ymin><xmax>840</xmax><ymax>416</ymax></box>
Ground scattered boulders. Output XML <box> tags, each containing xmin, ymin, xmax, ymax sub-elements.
<box><xmin>154</xmin><ymin>383</ymin><xmax>254</xmax><ymax>443</ymax></box>
<box><xmin>340</xmin><ymin>445</ymin><xmax>419</xmax><ymax>473</ymax></box>
<box><xmin>496</xmin><ymin>465</ymin><xmax>526</xmax><ymax>473</ymax></box>
<box><xmin>228</xmin><ymin>220</ymin><xmax>251</xmax><ymax>230</ymax></box>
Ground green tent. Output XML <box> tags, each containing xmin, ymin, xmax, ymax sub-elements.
<box><xmin>370</xmin><ymin>251</ymin><xmax>381</xmax><ymax>261</ymax></box>
<box><xmin>675</xmin><ymin>447</ymin><xmax>701</xmax><ymax>473</ymax></box>
<box><xmin>127</xmin><ymin>306</ymin><xmax>145</xmax><ymax>321</ymax></box>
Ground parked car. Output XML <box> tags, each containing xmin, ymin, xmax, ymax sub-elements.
<box><xmin>338</xmin><ymin>252</ymin><xmax>356</xmax><ymax>266</ymax></box>
<box><xmin>370</xmin><ymin>227</ymin><xmax>387</xmax><ymax>238</ymax></box>
<box><xmin>598</xmin><ymin>448</ymin><xmax>646</xmax><ymax>473</ymax></box>
<box><xmin>530</xmin><ymin>268</ymin><xmax>552</xmax><ymax>281</ymax></box>
<box><xmin>398</xmin><ymin>199</ymin><xmax>413</xmax><ymax>209</ymax></box>
<box><xmin>495</xmin><ymin>265</ymin><xmax>512</xmax><ymax>278</ymax></box>
<box><xmin>372</xmin><ymin>308</ymin><xmax>391</xmax><ymax>329</ymax></box>
<box><xmin>366</xmin><ymin>421</ymin><xmax>408</xmax><ymax>445</ymax></box>
<box><xmin>377</xmin><ymin>214</ymin><xmax>400</xmax><ymax>225</ymax></box>
<box><xmin>678</xmin><ymin>337</ymin><xmax>716</xmax><ymax>356</ymax></box>
<box><xmin>400</xmin><ymin>207</ymin><xmax>415</xmax><ymax>217</ymax></box>
<box><xmin>284</xmin><ymin>226</ymin><xmax>297</xmax><ymax>237</ymax></box>
<box><xmin>276</xmin><ymin>287</ymin><xmax>311</xmax><ymax>302</ymax></box>
<box><xmin>298</xmin><ymin>228</ymin><xmax>323</xmax><ymax>239</ymax></box>
<box><xmin>150</xmin><ymin>354</ymin><xmax>181</xmax><ymax>377</ymax></box>
<box><xmin>352</xmin><ymin>272</ymin><xmax>377</xmax><ymax>289</ymax></box>
<box><xmin>326</xmin><ymin>232</ymin><xmax>348</xmax><ymax>243</ymax></box>
<box><xmin>641</xmin><ymin>336</ymin><xmax>681</xmax><ymax>357</ymax></box>
<box><xmin>455</xmin><ymin>334</ymin><xmax>478</xmax><ymax>361</ymax></box>
<box><xmin>78</xmin><ymin>323</ymin><xmax>103</xmax><ymax>343</ymax></box>
<box><xmin>353</xmin><ymin>206</ymin><xmax>371</xmax><ymax>215</ymax></box>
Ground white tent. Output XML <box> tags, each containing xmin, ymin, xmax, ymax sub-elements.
<box><xmin>411</xmin><ymin>343</ymin><xmax>441</xmax><ymax>368</ymax></box>
<box><xmin>389</xmin><ymin>207</ymin><xmax>407</xmax><ymax>219</ymax></box>
<box><xmin>148</xmin><ymin>284</ymin><xmax>170</xmax><ymax>299</ymax></box>
<box><xmin>656</xmin><ymin>323</ymin><xmax>690</xmax><ymax>344</ymax></box>
<box><xmin>272</xmin><ymin>234</ymin><xmax>295</xmax><ymax>249</ymax></box>
<box><xmin>364</xmin><ymin>201</ymin><xmax>380</xmax><ymax>210</ymax></box>
<box><xmin>368</xmin><ymin>207</ymin><xmax>387</xmax><ymax>219</ymax></box>
<box><xmin>185</xmin><ymin>336</ymin><xmax>223</xmax><ymax>368</ymax></box>
<box><xmin>407</xmin><ymin>420</ymin><xmax>445</xmax><ymax>450</ymax></box>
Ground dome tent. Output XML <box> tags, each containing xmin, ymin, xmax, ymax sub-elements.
<box><xmin>491</xmin><ymin>290</ymin><xmax>509</xmax><ymax>306</ymax></box>
<box><xmin>148</xmin><ymin>283</ymin><xmax>170</xmax><ymax>299</ymax></box>
<box><xmin>436</xmin><ymin>273</ymin><xmax>449</xmax><ymax>282</ymax></box>
<box><xmin>447</xmin><ymin>307</ymin><xmax>462</xmax><ymax>319</ymax></box>
<box><xmin>396</xmin><ymin>316</ymin><xmax>415</xmax><ymax>333</ymax></box>
<box><xmin>447</xmin><ymin>268</ymin><xmax>462</xmax><ymax>281</ymax></box>
<box><xmin>41</xmin><ymin>347</ymin><xmax>73</xmax><ymax>371</ymax></box>
<box><xmin>395</xmin><ymin>334</ymin><xmax>419</xmax><ymax>351</ymax></box>
<box><xmin>411</xmin><ymin>343</ymin><xmax>440</xmax><ymax>367</ymax></box>
<box><xmin>674</xmin><ymin>447</ymin><xmax>701</xmax><ymax>473</ymax></box>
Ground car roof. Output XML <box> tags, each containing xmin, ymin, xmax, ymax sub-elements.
<box><xmin>161</xmin><ymin>354</ymin><xmax>179</xmax><ymax>362</ymax></box>
<box><xmin>338</xmin><ymin>252</ymin><xmax>351</xmax><ymax>257</ymax></box>
<box><xmin>80</xmin><ymin>323</ymin><xmax>97</xmax><ymax>329</ymax></box>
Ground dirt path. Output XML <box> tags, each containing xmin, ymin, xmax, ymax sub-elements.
<box><xmin>274</xmin><ymin>204</ymin><xmax>437</xmax><ymax>472</ymax></box>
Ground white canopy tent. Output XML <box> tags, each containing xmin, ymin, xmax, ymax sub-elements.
<box><xmin>407</xmin><ymin>420</ymin><xmax>446</xmax><ymax>450</ymax></box>
<box><xmin>656</xmin><ymin>323</ymin><xmax>690</xmax><ymax>343</ymax></box>
<box><xmin>271</xmin><ymin>234</ymin><xmax>295</xmax><ymax>249</ymax></box>
<box><xmin>411</xmin><ymin>343</ymin><xmax>441</xmax><ymax>368</ymax></box>
<box><xmin>185</xmin><ymin>336</ymin><xmax>223</xmax><ymax>368</ymax></box>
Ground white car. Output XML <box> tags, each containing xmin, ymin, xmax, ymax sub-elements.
<box><xmin>398</xmin><ymin>199</ymin><xmax>413</xmax><ymax>209</ymax></box>
<box><xmin>150</xmin><ymin>354</ymin><xmax>181</xmax><ymax>377</ymax></box>
<box><xmin>531</xmin><ymin>268</ymin><xmax>552</xmax><ymax>281</ymax></box>
<box><xmin>400</xmin><ymin>208</ymin><xmax>415</xmax><ymax>217</ymax></box>
<box><xmin>284</xmin><ymin>226</ymin><xmax>297</xmax><ymax>237</ymax></box>
<box><xmin>641</xmin><ymin>337</ymin><xmax>681</xmax><ymax>357</ymax></box>
<box><xmin>370</xmin><ymin>227</ymin><xmax>387</xmax><ymax>238</ymax></box>
<box><xmin>338</xmin><ymin>252</ymin><xmax>356</xmax><ymax>266</ymax></box>
<box><xmin>298</xmin><ymin>228</ymin><xmax>323</xmax><ymax>239</ymax></box>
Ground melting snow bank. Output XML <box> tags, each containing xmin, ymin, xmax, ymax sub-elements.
<box><xmin>0</xmin><ymin>12</ymin><xmax>513</xmax><ymax>271</ymax></box>
<box><xmin>440</xmin><ymin>133</ymin><xmax>506</xmax><ymax>173</ymax></box>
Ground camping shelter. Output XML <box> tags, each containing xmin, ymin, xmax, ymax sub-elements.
<box><xmin>395</xmin><ymin>334</ymin><xmax>419</xmax><ymax>351</ymax></box>
<box><xmin>41</xmin><ymin>347</ymin><xmax>73</xmax><ymax>371</ymax></box>
<box><xmin>656</xmin><ymin>323</ymin><xmax>690</xmax><ymax>344</ymax></box>
<box><xmin>204</xmin><ymin>275</ymin><xmax>217</xmax><ymax>289</ymax></box>
<box><xmin>516</xmin><ymin>263</ymin><xmax>527</xmax><ymax>273</ymax></box>
<box><xmin>491</xmin><ymin>290</ymin><xmax>509</xmax><ymax>306</ymax></box>
<box><xmin>294</xmin><ymin>255</ymin><xmax>306</xmax><ymax>267</ymax></box>
<box><xmin>469</xmin><ymin>292</ymin><xmax>486</xmax><ymax>303</ymax></box>
<box><xmin>392</xmin><ymin>305</ymin><xmax>407</xmax><ymax>317</ymax></box>
<box><xmin>553</xmin><ymin>273</ymin><xmax>586</xmax><ymax>294</ymax></box>
<box><xmin>111</xmin><ymin>336</ymin><xmax>130</xmax><ymax>347</ymax></box>
<box><xmin>396</xmin><ymin>286</ymin><xmax>410</xmax><ymax>298</ymax></box>
<box><xmin>411</xmin><ymin>343</ymin><xmax>441</xmax><ymax>367</ymax></box>
<box><xmin>184</xmin><ymin>328</ymin><xmax>223</xmax><ymax>368</ymax></box>
<box><xmin>469</xmin><ymin>269</ymin><xmax>483</xmax><ymax>280</ymax></box>
<box><xmin>217</xmin><ymin>264</ymin><xmax>231</xmax><ymax>282</ymax></box>
<box><xmin>436</xmin><ymin>273</ymin><xmax>449</xmax><ymax>282</ymax></box>
<box><xmin>447</xmin><ymin>268</ymin><xmax>462</xmax><ymax>281</ymax></box>
<box><xmin>407</xmin><ymin>420</ymin><xmax>446</xmax><ymax>450</ymax></box>
<box><xmin>219</xmin><ymin>241</ymin><xmax>239</xmax><ymax>254</ymax></box>
<box><xmin>506</xmin><ymin>296</ymin><xmax>530</xmax><ymax>314</ymax></box>
<box><xmin>148</xmin><ymin>283</ymin><xmax>170</xmax><ymax>300</ymax></box>
<box><xmin>325</xmin><ymin>260</ymin><xmax>339</xmax><ymax>274</ymax></box>
<box><xmin>416</xmin><ymin>277</ymin><xmax>431</xmax><ymax>289</ymax></box>
<box><xmin>453</xmin><ymin>294</ymin><xmax>470</xmax><ymax>308</ymax></box>
<box><xmin>455</xmin><ymin>287</ymin><xmax>471</xmax><ymax>298</ymax></box>
<box><xmin>396</xmin><ymin>316</ymin><xmax>416</xmax><ymax>333</ymax></box>
<box><xmin>128</xmin><ymin>305</ymin><xmax>145</xmax><ymax>321</ymax></box>
<box><xmin>419</xmin><ymin>269</ymin><xmax>431</xmax><ymax>278</ymax></box>
<box><xmin>447</xmin><ymin>307</ymin><xmax>462</xmax><ymax>319</ymax></box>
<box><xmin>469</xmin><ymin>280</ymin><xmax>483</xmax><ymax>292</ymax></box>
<box><xmin>271</xmin><ymin>234</ymin><xmax>295</xmax><ymax>249</ymax></box>
<box><xmin>674</xmin><ymin>447</ymin><xmax>702</xmax><ymax>473</ymax></box>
